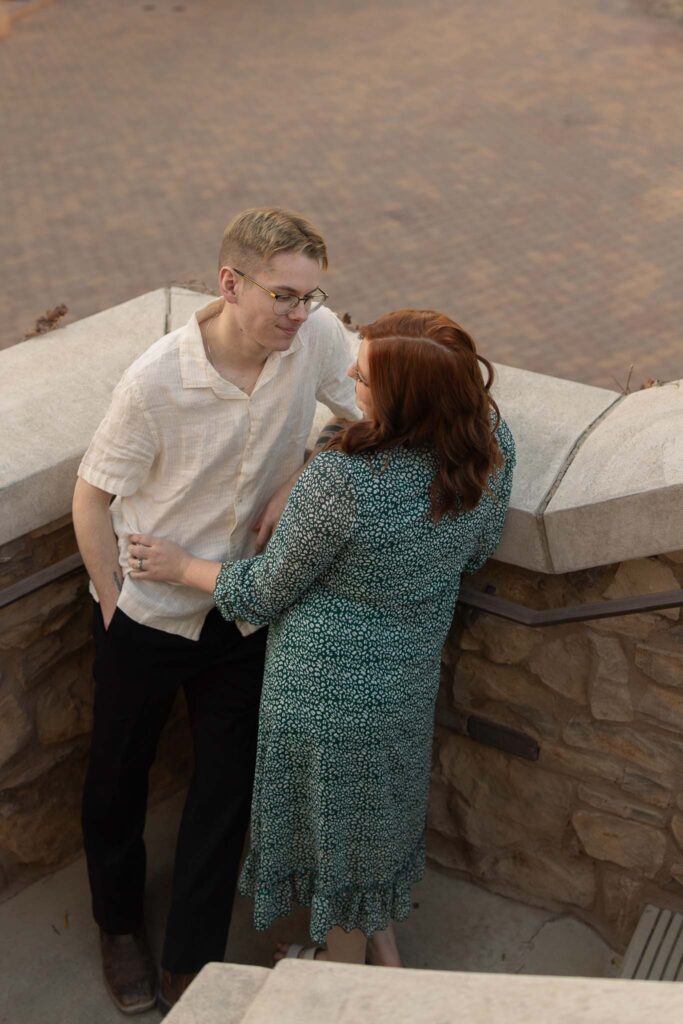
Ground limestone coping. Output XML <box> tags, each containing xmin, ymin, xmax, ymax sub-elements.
<box><xmin>1</xmin><ymin>287</ymin><xmax>680</xmax><ymax>573</ymax></box>
<box><xmin>167</xmin><ymin>960</ymin><xmax>683</xmax><ymax>1024</ymax></box>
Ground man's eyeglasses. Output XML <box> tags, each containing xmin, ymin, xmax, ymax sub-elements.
<box><xmin>233</xmin><ymin>268</ymin><xmax>328</xmax><ymax>317</ymax></box>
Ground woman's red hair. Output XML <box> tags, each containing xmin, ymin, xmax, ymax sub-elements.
<box><xmin>328</xmin><ymin>309</ymin><xmax>504</xmax><ymax>521</ymax></box>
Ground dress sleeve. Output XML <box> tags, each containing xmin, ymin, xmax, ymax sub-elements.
<box><xmin>463</xmin><ymin>419</ymin><xmax>516</xmax><ymax>575</ymax></box>
<box><xmin>214</xmin><ymin>451</ymin><xmax>357</xmax><ymax>625</ymax></box>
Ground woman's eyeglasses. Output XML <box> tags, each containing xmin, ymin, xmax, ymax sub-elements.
<box><xmin>350</xmin><ymin>363</ymin><xmax>369</xmax><ymax>387</ymax></box>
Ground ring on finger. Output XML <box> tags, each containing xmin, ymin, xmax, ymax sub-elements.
<box><xmin>138</xmin><ymin>558</ymin><xmax>144</xmax><ymax>571</ymax></box>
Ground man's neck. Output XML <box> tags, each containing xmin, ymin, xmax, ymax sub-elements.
<box><xmin>206</xmin><ymin>302</ymin><xmax>270</xmax><ymax>370</ymax></box>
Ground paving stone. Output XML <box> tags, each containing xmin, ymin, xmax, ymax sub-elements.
<box><xmin>1</xmin><ymin>0</ymin><xmax>682</xmax><ymax>399</ymax></box>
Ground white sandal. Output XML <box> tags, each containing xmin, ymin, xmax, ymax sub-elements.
<box><xmin>275</xmin><ymin>942</ymin><xmax>324</xmax><ymax>962</ymax></box>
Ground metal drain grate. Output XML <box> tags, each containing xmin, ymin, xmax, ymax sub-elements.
<box><xmin>621</xmin><ymin>905</ymin><xmax>683</xmax><ymax>980</ymax></box>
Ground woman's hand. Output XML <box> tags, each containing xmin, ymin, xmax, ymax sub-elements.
<box><xmin>127</xmin><ymin>534</ymin><xmax>193</xmax><ymax>584</ymax></box>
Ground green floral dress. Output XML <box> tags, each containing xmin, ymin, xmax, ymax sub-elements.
<box><xmin>213</xmin><ymin>423</ymin><xmax>515</xmax><ymax>943</ymax></box>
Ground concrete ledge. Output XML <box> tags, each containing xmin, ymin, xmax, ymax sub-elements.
<box><xmin>0</xmin><ymin>289</ymin><xmax>168</xmax><ymax>545</ymax></box>
<box><xmin>168</xmin><ymin>959</ymin><xmax>683</xmax><ymax>1023</ymax></box>
<box><xmin>165</xmin><ymin>963</ymin><xmax>270</xmax><ymax>1024</ymax></box>
<box><xmin>489</xmin><ymin>363</ymin><xmax>620</xmax><ymax>571</ymax></box>
<box><xmin>1</xmin><ymin>288</ymin><xmax>681</xmax><ymax>571</ymax></box>
<box><xmin>545</xmin><ymin>380</ymin><xmax>682</xmax><ymax>571</ymax></box>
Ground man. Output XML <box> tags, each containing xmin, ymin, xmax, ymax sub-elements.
<box><xmin>72</xmin><ymin>208</ymin><xmax>359</xmax><ymax>1014</ymax></box>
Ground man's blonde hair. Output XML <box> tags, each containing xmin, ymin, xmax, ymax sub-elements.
<box><xmin>218</xmin><ymin>207</ymin><xmax>328</xmax><ymax>272</ymax></box>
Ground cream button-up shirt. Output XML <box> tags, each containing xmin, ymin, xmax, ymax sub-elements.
<box><xmin>78</xmin><ymin>299</ymin><xmax>360</xmax><ymax>640</ymax></box>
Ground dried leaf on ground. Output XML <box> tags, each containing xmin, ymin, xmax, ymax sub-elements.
<box><xmin>24</xmin><ymin>304</ymin><xmax>68</xmax><ymax>339</ymax></box>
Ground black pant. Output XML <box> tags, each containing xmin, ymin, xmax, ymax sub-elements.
<box><xmin>81</xmin><ymin>602</ymin><xmax>266</xmax><ymax>973</ymax></box>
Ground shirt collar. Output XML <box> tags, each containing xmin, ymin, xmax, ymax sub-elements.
<box><xmin>179</xmin><ymin>299</ymin><xmax>304</xmax><ymax>398</ymax></box>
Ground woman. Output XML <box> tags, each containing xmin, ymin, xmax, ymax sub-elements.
<box><xmin>127</xmin><ymin>309</ymin><xmax>515</xmax><ymax>967</ymax></box>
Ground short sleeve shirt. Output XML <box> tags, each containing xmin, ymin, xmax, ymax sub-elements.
<box><xmin>78</xmin><ymin>299</ymin><xmax>360</xmax><ymax>640</ymax></box>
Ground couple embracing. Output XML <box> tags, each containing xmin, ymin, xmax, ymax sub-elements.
<box><xmin>73</xmin><ymin>207</ymin><xmax>515</xmax><ymax>1015</ymax></box>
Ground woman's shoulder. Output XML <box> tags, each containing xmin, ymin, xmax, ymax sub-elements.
<box><xmin>298</xmin><ymin>448</ymin><xmax>360</xmax><ymax>493</ymax></box>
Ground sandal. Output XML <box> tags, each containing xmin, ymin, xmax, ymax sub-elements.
<box><xmin>273</xmin><ymin>942</ymin><xmax>324</xmax><ymax>964</ymax></box>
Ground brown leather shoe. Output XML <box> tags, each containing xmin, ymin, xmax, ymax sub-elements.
<box><xmin>99</xmin><ymin>928</ymin><xmax>157</xmax><ymax>1015</ymax></box>
<box><xmin>157</xmin><ymin>969</ymin><xmax>198</xmax><ymax>1015</ymax></box>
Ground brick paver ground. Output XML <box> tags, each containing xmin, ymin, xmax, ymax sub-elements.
<box><xmin>1</xmin><ymin>0</ymin><xmax>682</xmax><ymax>388</ymax></box>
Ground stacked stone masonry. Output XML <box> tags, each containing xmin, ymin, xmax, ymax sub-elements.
<box><xmin>430</xmin><ymin>552</ymin><xmax>683</xmax><ymax>951</ymax></box>
<box><xmin>0</xmin><ymin>517</ymin><xmax>193</xmax><ymax>901</ymax></box>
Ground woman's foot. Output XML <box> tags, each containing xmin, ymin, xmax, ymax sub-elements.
<box><xmin>273</xmin><ymin>942</ymin><xmax>323</xmax><ymax>964</ymax></box>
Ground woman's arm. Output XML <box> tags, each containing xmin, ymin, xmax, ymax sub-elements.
<box><xmin>127</xmin><ymin>450</ymin><xmax>357</xmax><ymax>626</ymax></box>
<box><xmin>214</xmin><ymin>451</ymin><xmax>357</xmax><ymax>625</ymax></box>
<box><xmin>127</xmin><ymin>536</ymin><xmax>222</xmax><ymax>592</ymax></box>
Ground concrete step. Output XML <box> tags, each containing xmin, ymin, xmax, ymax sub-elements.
<box><xmin>167</xmin><ymin>959</ymin><xmax>683</xmax><ymax>1024</ymax></box>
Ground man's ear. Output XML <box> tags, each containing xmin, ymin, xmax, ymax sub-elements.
<box><xmin>219</xmin><ymin>266</ymin><xmax>239</xmax><ymax>305</ymax></box>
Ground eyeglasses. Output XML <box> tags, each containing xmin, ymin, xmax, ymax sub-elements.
<box><xmin>350</xmin><ymin>362</ymin><xmax>369</xmax><ymax>387</ymax></box>
<box><xmin>233</xmin><ymin>268</ymin><xmax>328</xmax><ymax>317</ymax></box>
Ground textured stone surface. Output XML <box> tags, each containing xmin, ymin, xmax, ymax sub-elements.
<box><xmin>619</xmin><ymin>772</ymin><xmax>672</xmax><ymax>810</ymax></box>
<box><xmin>527</xmin><ymin>633</ymin><xmax>588</xmax><ymax>704</ymax></box>
<box><xmin>635</xmin><ymin>628</ymin><xmax>683</xmax><ymax>689</ymax></box>
<box><xmin>455</xmin><ymin>655</ymin><xmax>563</xmax><ymax>737</ymax></box>
<box><xmin>540</xmin><ymin>741</ymin><xmax>623</xmax><ymax>785</ymax></box>
<box><xmin>482</xmin><ymin>847</ymin><xmax>596</xmax><ymax>911</ymax></box>
<box><xmin>637</xmin><ymin>683</ymin><xmax>683</xmax><ymax>732</ymax></box>
<box><xmin>562</xmin><ymin>717</ymin><xmax>679</xmax><ymax>778</ymax></box>
<box><xmin>0</xmin><ymin>749</ymin><xmax>87</xmax><ymax>865</ymax></box>
<box><xmin>577</xmin><ymin>783</ymin><xmax>667</xmax><ymax>828</ymax></box>
<box><xmin>165</xmin><ymin>962</ymin><xmax>270</xmax><ymax>1024</ymax></box>
<box><xmin>188</xmin><ymin>955</ymin><xmax>683</xmax><ymax>1024</ymax></box>
<box><xmin>589</xmin><ymin>610</ymin><xmax>665</xmax><ymax>642</ymax></box>
<box><xmin>0</xmin><ymin>520</ymin><xmax>193</xmax><ymax>895</ymax></box>
<box><xmin>601</xmin><ymin>869</ymin><xmax>645</xmax><ymax>948</ymax></box>
<box><xmin>604</xmin><ymin>558</ymin><xmax>681</xmax><ymax>621</ymax></box>
<box><xmin>587</xmin><ymin>634</ymin><xmax>633</xmax><ymax>721</ymax></box>
<box><xmin>0</xmin><ymin>514</ymin><xmax>77</xmax><ymax>590</ymax></box>
<box><xmin>0</xmin><ymin>696</ymin><xmax>32</xmax><ymax>769</ymax></box>
<box><xmin>572</xmin><ymin>810</ymin><xmax>666</xmax><ymax>878</ymax></box>
<box><xmin>438</xmin><ymin>734</ymin><xmax>575</xmax><ymax>849</ymax></box>
<box><xmin>671</xmin><ymin>814</ymin><xmax>683</xmax><ymax>852</ymax></box>
<box><xmin>462</xmin><ymin>615</ymin><xmax>540</xmax><ymax>665</ymax></box>
<box><xmin>489</xmin><ymin>364</ymin><xmax>617</xmax><ymax>573</ymax></box>
<box><xmin>35</xmin><ymin>662</ymin><xmax>92</xmax><ymax>745</ymax></box>
<box><xmin>545</xmin><ymin>385</ymin><xmax>683</xmax><ymax>572</ymax></box>
<box><xmin>0</xmin><ymin>290</ymin><xmax>167</xmax><ymax>546</ymax></box>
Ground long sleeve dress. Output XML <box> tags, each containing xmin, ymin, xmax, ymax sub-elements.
<box><xmin>213</xmin><ymin>421</ymin><xmax>515</xmax><ymax>943</ymax></box>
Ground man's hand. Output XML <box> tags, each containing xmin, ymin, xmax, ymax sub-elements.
<box><xmin>128</xmin><ymin>534</ymin><xmax>193</xmax><ymax>584</ymax></box>
<box><xmin>252</xmin><ymin>418</ymin><xmax>353</xmax><ymax>553</ymax></box>
<box><xmin>252</xmin><ymin>470</ymin><xmax>301</xmax><ymax>553</ymax></box>
<box><xmin>72</xmin><ymin>477</ymin><xmax>123</xmax><ymax>631</ymax></box>
<box><xmin>100</xmin><ymin>585</ymin><xmax>121</xmax><ymax>630</ymax></box>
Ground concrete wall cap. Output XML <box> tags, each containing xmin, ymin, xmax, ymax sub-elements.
<box><xmin>1</xmin><ymin>289</ymin><xmax>681</xmax><ymax>571</ymax></box>
<box><xmin>166</xmin><ymin>959</ymin><xmax>683</xmax><ymax>1024</ymax></box>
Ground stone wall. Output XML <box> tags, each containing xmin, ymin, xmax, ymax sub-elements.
<box><xmin>0</xmin><ymin>516</ymin><xmax>192</xmax><ymax>901</ymax></box>
<box><xmin>430</xmin><ymin>551</ymin><xmax>683</xmax><ymax>951</ymax></box>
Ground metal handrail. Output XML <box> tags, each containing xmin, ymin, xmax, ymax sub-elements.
<box><xmin>0</xmin><ymin>551</ymin><xmax>682</xmax><ymax>623</ymax></box>
<box><xmin>457</xmin><ymin>583</ymin><xmax>683</xmax><ymax>627</ymax></box>
<box><xmin>0</xmin><ymin>552</ymin><xmax>85</xmax><ymax>610</ymax></box>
